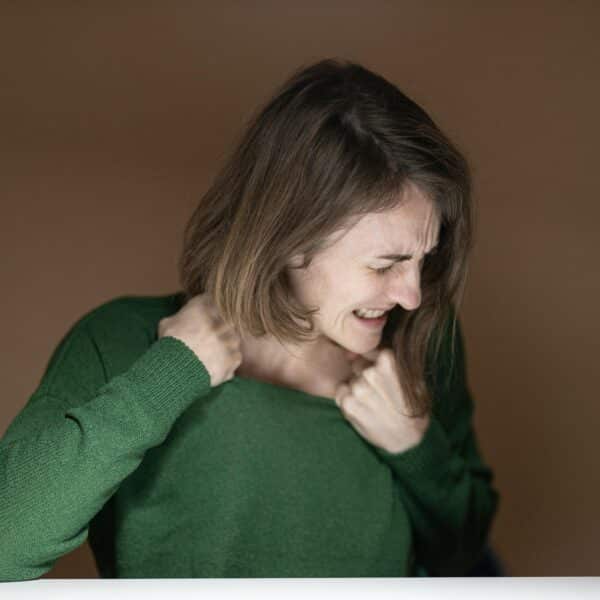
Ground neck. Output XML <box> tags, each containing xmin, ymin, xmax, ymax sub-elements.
<box><xmin>238</xmin><ymin>331</ymin><xmax>347</xmax><ymax>381</ymax></box>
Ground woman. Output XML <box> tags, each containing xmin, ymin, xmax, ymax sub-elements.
<box><xmin>0</xmin><ymin>58</ymin><xmax>500</xmax><ymax>580</ymax></box>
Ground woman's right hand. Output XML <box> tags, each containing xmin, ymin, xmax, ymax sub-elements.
<box><xmin>157</xmin><ymin>293</ymin><xmax>243</xmax><ymax>388</ymax></box>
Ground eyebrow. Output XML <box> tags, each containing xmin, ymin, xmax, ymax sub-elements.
<box><xmin>376</xmin><ymin>243</ymin><xmax>439</xmax><ymax>261</ymax></box>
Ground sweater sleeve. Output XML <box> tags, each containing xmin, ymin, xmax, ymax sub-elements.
<box><xmin>372</xmin><ymin>313</ymin><xmax>500</xmax><ymax>576</ymax></box>
<box><xmin>0</xmin><ymin>309</ymin><xmax>211</xmax><ymax>582</ymax></box>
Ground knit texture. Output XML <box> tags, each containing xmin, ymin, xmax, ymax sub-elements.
<box><xmin>0</xmin><ymin>292</ymin><xmax>499</xmax><ymax>580</ymax></box>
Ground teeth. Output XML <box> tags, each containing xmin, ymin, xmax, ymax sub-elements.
<box><xmin>355</xmin><ymin>308</ymin><xmax>386</xmax><ymax>318</ymax></box>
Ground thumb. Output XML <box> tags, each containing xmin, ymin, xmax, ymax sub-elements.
<box><xmin>360</xmin><ymin>349</ymin><xmax>381</xmax><ymax>363</ymax></box>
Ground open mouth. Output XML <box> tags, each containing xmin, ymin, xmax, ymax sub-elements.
<box><xmin>352</xmin><ymin>310</ymin><xmax>388</xmax><ymax>328</ymax></box>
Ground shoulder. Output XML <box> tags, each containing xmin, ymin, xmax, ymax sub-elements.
<box><xmin>80</xmin><ymin>290</ymin><xmax>184</xmax><ymax>332</ymax></box>
<box><xmin>39</xmin><ymin>291</ymin><xmax>184</xmax><ymax>399</ymax></box>
<box><xmin>69</xmin><ymin>290</ymin><xmax>185</xmax><ymax>347</ymax></box>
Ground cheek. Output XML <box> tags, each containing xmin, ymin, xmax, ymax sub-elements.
<box><xmin>340</xmin><ymin>277</ymin><xmax>381</xmax><ymax>311</ymax></box>
<box><xmin>317</xmin><ymin>267</ymin><xmax>379</xmax><ymax>314</ymax></box>
<box><xmin>355</xmin><ymin>271</ymin><xmax>383</xmax><ymax>294</ymax></box>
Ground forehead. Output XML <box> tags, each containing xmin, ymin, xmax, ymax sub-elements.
<box><xmin>326</xmin><ymin>185</ymin><xmax>441</xmax><ymax>258</ymax></box>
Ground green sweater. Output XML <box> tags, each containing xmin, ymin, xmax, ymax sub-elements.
<box><xmin>0</xmin><ymin>292</ymin><xmax>499</xmax><ymax>581</ymax></box>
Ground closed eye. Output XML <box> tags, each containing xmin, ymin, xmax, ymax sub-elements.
<box><xmin>373</xmin><ymin>264</ymin><xmax>395</xmax><ymax>275</ymax></box>
<box><xmin>371</xmin><ymin>247</ymin><xmax>438</xmax><ymax>276</ymax></box>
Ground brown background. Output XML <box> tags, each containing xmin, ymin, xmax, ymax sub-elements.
<box><xmin>1</xmin><ymin>1</ymin><xmax>598</xmax><ymax>577</ymax></box>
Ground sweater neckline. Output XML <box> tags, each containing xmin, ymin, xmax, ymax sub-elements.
<box><xmin>170</xmin><ymin>291</ymin><xmax>338</xmax><ymax>406</ymax></box>
<box><xmin>231</xmin><ymin>373</ymin><xmax>338</xmax><ymax>406</ymax></box>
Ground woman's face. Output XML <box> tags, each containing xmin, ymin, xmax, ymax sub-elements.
<box><xmin>287</xmin><ymin>181</ymin><xmax>441</xmax><ymax>356</ymax></box>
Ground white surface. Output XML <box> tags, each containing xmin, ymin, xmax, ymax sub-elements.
<box><xmin>1</xmin><ymin>578</ymin><xmax>599</xmax><ymax>599</ymax></box>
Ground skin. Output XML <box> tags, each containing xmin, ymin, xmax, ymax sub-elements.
<box><xmin>238</xmin><ymin>181</ymin><xmax>441</xmax><ymax>395</ymax></box>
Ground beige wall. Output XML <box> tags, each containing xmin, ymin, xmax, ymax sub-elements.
<box><xmin>1</xmin><ymin>1</ymin><xmax>598</xmax><ymax>577</ymax></box>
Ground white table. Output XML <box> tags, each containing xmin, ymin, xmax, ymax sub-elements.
<box><xmin>1</xmin><ymin>578</ymin><xmax>599</xmax><ymax>599</ymax></box>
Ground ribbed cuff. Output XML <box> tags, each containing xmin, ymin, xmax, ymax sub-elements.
<box><xmin>373</xmin><ymin>416</ymin><xmax>453</xmax><ymax>481</ymax></box>
<box><xmin>121</xmin><ymin>335</ymin><xmax>212</xmax><ymax>424</ymax></box>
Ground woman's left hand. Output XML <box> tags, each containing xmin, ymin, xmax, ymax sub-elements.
<box><xmin>334</xmin><ymin>348</ymin><xmax>430</xmax><ymax>454</ymax></box>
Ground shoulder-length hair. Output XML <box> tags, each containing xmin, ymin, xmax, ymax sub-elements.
<box><xmin>178</xmin><ymin>58</ymin><xmax>473</xmax><ymax>418</ymax></box>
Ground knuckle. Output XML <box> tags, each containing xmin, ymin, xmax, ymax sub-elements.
<box><xmin>343</xmin><ymin>401</ymin><xmax>358</xmax><ymax>419</ymax></box>
<box><xmin>363</xmin><ymin>366</ymin><xmax>376</xmax><ymax>377</ymax></box>
<box><xmin>350</xmin><ymin>379</ymin><xmax>363</xmax><ymax>394</ymax></box>
<box><xmin>379</xmin><ymin>348</ymin><xmax>394</xmax><ymax>366</ymax></box>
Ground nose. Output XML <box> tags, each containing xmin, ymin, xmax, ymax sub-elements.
<box><xmin>386</xmin><ymin>264</ymin><xmax>422</xmax><ymax>311</ymax></box>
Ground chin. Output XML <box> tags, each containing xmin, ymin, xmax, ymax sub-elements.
<box><xmin>343</xmin><ymin>335</ymin><xmax>380</xmax><ymax>353</ymax></box>
<box><xmin>328</xmin><ymin>321</ymin><xmax>382</xmax><ymax>353</ymax></box>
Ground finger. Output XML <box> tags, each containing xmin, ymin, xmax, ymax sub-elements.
<box><xmin>334</xmin><ymin>383</ymin><xmax>350</xmax><ymax>407</ymax></box>
<box><xmin>349</xmin><ymin>373</ymin><xmax>377</xmax><ymax>403</ymax></box>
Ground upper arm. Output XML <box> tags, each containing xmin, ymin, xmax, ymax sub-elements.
<box><xmin>2</xmin><ymin>297</ymin><xmax>149</xmax><ymax>446</ymax></box>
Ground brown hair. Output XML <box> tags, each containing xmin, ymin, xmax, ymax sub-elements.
<box><xmin>178</xmin><ymin>58</ymin><xmax>473</xmax><ymax>418</ymax></box>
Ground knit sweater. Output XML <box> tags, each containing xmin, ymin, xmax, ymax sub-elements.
<box><xmin>0</xmin><ymin>291</ymin><xmax>499</xmax><ymax>581</ymax></box>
